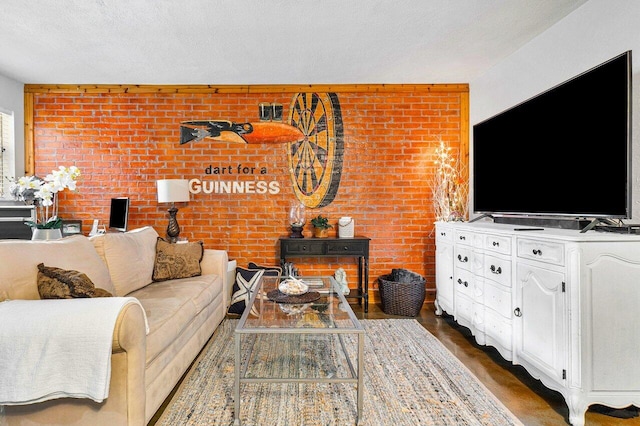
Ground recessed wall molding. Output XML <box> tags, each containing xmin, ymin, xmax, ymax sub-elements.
<box><xmin>23</xmin><ymin>83</ymin><xmax>468</xmax><ymax>95</ymax></box>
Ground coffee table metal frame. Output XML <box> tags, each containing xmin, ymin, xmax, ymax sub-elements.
<box><xmin>233</xmin><ymin>275</ymin><xmax>364</xmax><ymax>425</ymax></box>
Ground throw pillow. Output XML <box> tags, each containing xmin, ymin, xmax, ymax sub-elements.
<box><xmin>152</xmin><ymin>238</ymin><xmax>204</xmax><ymax>282</ymax></box>
<box><xmin>247</xmin><ymin>262</ymin><xmax>283</xmax><ymax>276</ymax></box>
<box><xmin>37</xmin><ymin>263</ymin><xmax>113</xmax><ymax>299</ymax></box>
<box><xmin>90</xmin><ymin>226</ymin><xmax>159</xmax><ymax>296</ymax></box>
<box><xmin>228</xmin><ymin>264</ymin><xmax>282</xmax><ymax>316</ymax></box>
<box><xmin>228</xmin><ymin>267</ymin><xmax>264</xmax><ymax>316</ymax></box>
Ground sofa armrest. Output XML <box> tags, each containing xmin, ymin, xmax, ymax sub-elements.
<box><xmin>201</xmin><ymin>249</ymin><xmax>230</xmax><ymax>307</ymax></box>
<box><xmin>111</xmin><ymin>301</ymin><xmax>147</xmax><ymax>426</ymax></box>
<box><xmin>1</xmin><ymin>299</ymin><xmax>148</xmax><ymax>426</ymax></box>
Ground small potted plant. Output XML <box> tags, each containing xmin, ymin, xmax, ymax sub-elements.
<box><xmin>310</xmin><ymin>214</ymin><xmax>333</xmax><ymax>238</ymax></box>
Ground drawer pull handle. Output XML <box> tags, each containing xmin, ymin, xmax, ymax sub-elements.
<box><xmin>343</xmin><ymin>246</ymin><xmax>349</xmax><ymax>250</ymax></box>
<box><xmin>514</xmin><ymin>307</ymin><xmax>522</xmax><ymax>317</ymax></box>
<box><xmin>492</xmin><ymin>241</ymin><xmax>499</xmax><ymax>247</ymax></box>
<box><xmin>302</xmin><ymin>246</ymin><xmax>307</xmax><ymax>251</ymax></box>
<box><xmin>457</xmin><ymin>278</ymin><xmax>469</xmax><ymax>287</ymax></box>
<box><xmin>459</xmin><ymin>235</ymin><xmax>466</xmax><ymax>240</ymax></box>
<box><xmin>440</xmin><ymin>232</ymin><xmax>446</xmax><ymax>236</ymax></box>
<box><xmin>457</xmin><ymin>254</ymin><xmax>468</xmax><ymax>263</ymax></box>
<box><xmin>490</xmin><ymin>265</ymin><xmax>502</xmax><ymax>274</ymax></box>
<box><xmin>532</xmin><ymin>249</ymin><xmax>542</xmax><ymax>256</ymax></box>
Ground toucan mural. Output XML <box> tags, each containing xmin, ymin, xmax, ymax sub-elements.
<box><xmin>180</xmin><ymin>120</ymin><xmax>304</xmax><ymax>145</ymax></box>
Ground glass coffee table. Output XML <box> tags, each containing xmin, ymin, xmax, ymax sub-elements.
<box><xmin>234</xmin><ymin>275</ymin><xmax>364</xmax><ymax>425</ymax></box>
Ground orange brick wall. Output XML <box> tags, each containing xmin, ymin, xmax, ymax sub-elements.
<box><xmin>28</xmin><ymin>86</ymin><xmax>466</xmax><ymax>302</ymax></box>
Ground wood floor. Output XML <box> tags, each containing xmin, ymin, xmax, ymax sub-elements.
<box><xmin>151</xmin><ymin>302</ymin><xmax>639</xmax><ymax>426</ymax></box>
<box><xmin>356</xmin><ymin>302</ymin><xmax>640</xmax><ymax>426</ymax></box>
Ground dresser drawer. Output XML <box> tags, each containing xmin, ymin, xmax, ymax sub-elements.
<box><xmin>436</xmin><ymin>225</ymin><xmax>454</xmax><ymax>243</ymax></box>
<box><xmin>484</xmin><ymin>309</ymin><xmax>513</xmax><ymax>352</ymax></box>
<box><xmin>455</xmin><ymin>293</ymin><xmax>474</xmax><ymax>324</ymax></box>
<box><xmin>484</xmin><ymin>281</ymin><xmax>512</xmax><ymax>318</ymax></box>
<box><xmin>326</xmin><ymin>240</ymin><xmax>368</xmax><ymax>255</ymax></box>
<box><xmin>483</xmin><ymin>254</ymin><xmax>511</xmax><ymax>288</ymax></box>
<box><xmin>455</xmin><ymin>268</ymin><xmax>474</xmax><ymax>298</ymax></box>
<box><xmin>517</xmin><ymin>238</ymin><xmax>564</xmax><ymax>266</ymax></box>
<box><xmin>454</xmin><ymin>246</ymin><xmax>473</xmax><ymax>271</ymax></box>
<box><xmin>484</xmin><ymin>233</ymin><xmax>511</xmax><ymax>255</ymax></box>
<box><xmin>281</xmin><ymin>241</ymin><xmax>325</xmax><ymax>255</ymax></box>
<box><xmin>455</xmin><ymin>229</ymin><xmax>474</xmax><ymax>246</ymax></box>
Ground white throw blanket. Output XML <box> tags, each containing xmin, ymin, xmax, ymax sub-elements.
<box><xmin>0</xmin><ymin>297</ymin><xmax>148</xmax><ymax>405</ymax></box>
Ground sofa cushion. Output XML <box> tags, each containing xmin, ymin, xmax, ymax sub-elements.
<box><xmin>37</xmin><ymin>263</ymin><xmax>113</xmax><ymax>299</ymax></box>
<box><xmin>152</xmin><ymin>238</ymin><xmax>203</xmax><ymax>282</ymax></box>
<box><xmin>129</xmin><ymin>273</ymin><xmax>223</xmax><ymax>365</ymax></box>
<box><xmin>90</xmin><ymin>226</ymin><xmax>159</xmax><ymax>296</ymax></box>
<box><xmin>0</xmin><ymin>235</ymin><xmax>116</xmax><ymax>300</ymax></box>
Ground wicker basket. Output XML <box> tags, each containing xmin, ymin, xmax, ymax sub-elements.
<box><xmin>378</xmin><ymin>271</ymin><xmax>426</xmax><ymax>316</ymax></box>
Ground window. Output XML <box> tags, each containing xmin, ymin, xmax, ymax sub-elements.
<box><xmin>0</xmin><ymin>109</ymin><xmax>15</xmax><ymax>197</ymax></box>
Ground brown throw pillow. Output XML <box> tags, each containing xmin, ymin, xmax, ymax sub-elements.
<box><xmin>37</xmin><ymin>263</ymin><xmax>113</xmax><ymax>299</ymax></box>
<box><xmin>152</xmin><ymin>238</ymin><xmax>204</xmax><ymax>282</ymax></box>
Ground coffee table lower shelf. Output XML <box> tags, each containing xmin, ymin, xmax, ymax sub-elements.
<box><xmin>233</xmin><ymin>331</ymin><xmax>364</xmax><ymax>425</ymax></box>
<box><xmin>233</xmin><ymin>275</ymin><xmax>365</xmax><ymax>425</ymax></box>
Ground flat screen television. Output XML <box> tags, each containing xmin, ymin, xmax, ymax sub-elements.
<box><xmin>108</xmin><ymin>197</ymin><xmax>130</xmax><ymax>232</ymax></box>
<box><xmin>473</xmin><ymin>50</ymin><xmax>632</xmax><ymax>229</ymax></box>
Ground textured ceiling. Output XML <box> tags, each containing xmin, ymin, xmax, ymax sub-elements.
<box><xmin>0</xmin><ymin>0</ymin><xmax>588</xmax><ymax>85</ymax></box>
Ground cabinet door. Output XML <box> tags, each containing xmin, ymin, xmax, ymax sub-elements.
<box><xmin>435</xmin><ymin>241</ymin><xmax>454</xmax><ymax>315</ymax></box>
<box><xmin>514</xmin><ymin>262</ymin><xmax>566</xmax><ymax>384</ymax></box>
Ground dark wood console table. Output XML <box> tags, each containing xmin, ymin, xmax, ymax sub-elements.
<box><xmin>279</xmin><ymin>236</ymin><xmax>370</xmax><ymax>312</ymax></box>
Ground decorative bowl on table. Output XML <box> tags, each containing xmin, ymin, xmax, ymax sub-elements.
<box><xmin>278</xmin><ymin>277</ymin><xmax>309</xmax><ymax>295</ymax></box>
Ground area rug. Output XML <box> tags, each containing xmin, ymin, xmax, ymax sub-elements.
<box><xmin>156</xmin><ymin>319</ymin><xmax>523</xmax><ymax>426</ymax></box>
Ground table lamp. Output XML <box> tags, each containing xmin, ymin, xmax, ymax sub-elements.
<box><xmin>157</xmin><ymin>179</ymin><xmax>190</xmax><ymax>242</ymax></box>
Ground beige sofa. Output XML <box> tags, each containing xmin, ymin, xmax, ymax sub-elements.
<box><xmin>0</xmin><ymin>226</ymin><xmax>230</xmax><ymax>425</ymax></box>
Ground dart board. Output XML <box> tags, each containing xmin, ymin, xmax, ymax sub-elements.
<box><xmin>287</xmin><ymin>92</ymin><xmax>344</xmax><ymax>208</ymax></box>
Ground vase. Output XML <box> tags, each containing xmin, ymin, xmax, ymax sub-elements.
<box><xmin>31</xmin><ymin>228</ymin><xmax>63</xmax><ymax>241</ymax></box>
<box><xmin>313</xmin><ymin>228</ymin><xmax>329</xmax><ymax>238</ymax></box>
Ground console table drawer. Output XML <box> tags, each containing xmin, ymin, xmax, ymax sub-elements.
<box><xmin>326</xmin><ymin>240</ymin><xmax>368</xmax><ymax>255</ymax></box>
<box><xmin>281</xmin><ymin>241</ymin><xmax>325</xmax><ymax>255</ymax></box>
<box><xmin>0</xmin><ymin>208</ymin><xmax>34</xmax><ymax>218</ymax></box>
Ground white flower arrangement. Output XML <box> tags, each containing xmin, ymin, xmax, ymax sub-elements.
<box><xmin>8</xmin><ymin>166</ymin><xmax>81</xmax><ymax>229</ymax></box>
<box><xmin>432</xmin><ymin>141</ymin><xmax>468</xmax><ymax>221</ymax></box>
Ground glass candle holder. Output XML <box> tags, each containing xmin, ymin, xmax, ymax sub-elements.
<box><xmin>288</xmin><ymin>202</ymin><xmax>306</xmax><ymax>238</ymax></box>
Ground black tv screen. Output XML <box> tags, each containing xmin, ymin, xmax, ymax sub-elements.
<box><xmin>473</xmin><ymin>51</ymin><xmax>632</xmax><ymax>219</ymax></box>
<box><xmin>108</xmin><ymin>197</ymin><xmax>130</xmax><ymax>232</ymax></box>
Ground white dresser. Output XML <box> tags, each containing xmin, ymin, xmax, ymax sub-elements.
<box><xmin>435</xmin><ymin>221</ymin><xmax>640</xmax><ymax>426</ymax></box>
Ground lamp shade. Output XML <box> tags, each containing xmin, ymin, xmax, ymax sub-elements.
<box><xmin>157</xmin><ymin>179</ymin><xmax>190</xmax><ymax>203</ymax></box>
